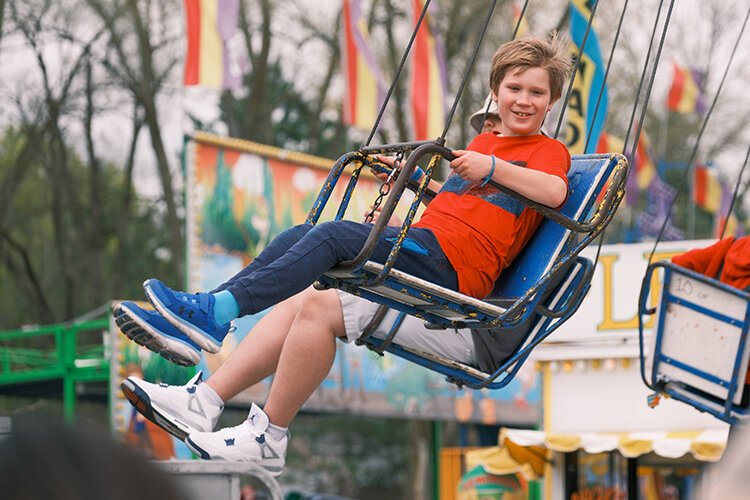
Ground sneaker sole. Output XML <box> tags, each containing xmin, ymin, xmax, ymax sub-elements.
<box><xmin>143</xmin><ymin>280</ymin><xmax>223</xmax><ymax>354</ymax></box>
<box><xmin>121</xmin><ymin>378</ymin><xmax>195</xmax><ymax>441</ymax></box>
<box><xmin>184</xmin><ymin>437</ymin><xmax>283</xmax><ymax>477</ymax></box>
<box><xmin>114</xmin><ymin>303</ymin><xmax>200</xmax><ymax>367</ymax></box>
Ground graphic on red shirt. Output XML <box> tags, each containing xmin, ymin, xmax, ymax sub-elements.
<box><xmin>414</xmin><ymin>133</ymin><xmax>571</xmax><ymax>298</ymax></box>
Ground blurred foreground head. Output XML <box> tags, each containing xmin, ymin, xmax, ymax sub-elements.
<box><xmin>707</xmin><ymin>425</ymin><xmax>750</xmax><ymax>499</ymax></box>
<box><xmin>0</xmin><ymin>418</ymin><xmax>184</xmax><ymax>500</ymax></box>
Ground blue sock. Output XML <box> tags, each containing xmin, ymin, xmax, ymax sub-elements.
<box><xmin>212</xmin><ymin>290</ymin><xmax>240</xmax><ymax>325</ymax></box>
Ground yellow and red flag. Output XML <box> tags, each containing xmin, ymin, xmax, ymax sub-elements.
<box><xmin>633</xmin><ymin>132</ymin><xmax>657</xmax><ymax>190</ymax></box>
<box><xmin>715</xmin><ymin>213</ymin><xmax>740</xmax><ymax>238</ymax></box>
<box><xmin>184</xmin><ymin>0</ymin><xmax>243</xmax><ymax>89</ymax></box>
<box><xmin>715</xmin><ymin>181</ymin><xmax>740</xmax><ymax>237</ymax></box>
<box><xmin>512</xmin><ymin>0</ymin><xmax>530</xmax><ymax>38</ymax></box>
<box><xmin>667</xmin><ymin>62</ymin><xmax>706</xmax><ymax>114</ymax></box>
<box><xmin>341</xmin><ymin>0</ymin><xmax>387</xmax><ymax>130</ymax></box>
<box><xmin>595</xmin><ymin>132</ymin><xmax>624</xmax><ymax>155</ymax></box>
<box><xmin>693</xmin><ymin>164</ymin><xmax>722</xmax><ymax>214</ymax></box>
<box><xmin>624</xmin><ymin>130</ymin><xmax>657</xmax><ymax>206</ymax></box>
<box><xmin>594</xmin><ymin>132</ymin><xmax>624</xmax><ymax>203</ymax></box>
<box><xmin>410</xmin><ymin>0</ymin><xmax>448</xmax><ymax>141</ymax></box>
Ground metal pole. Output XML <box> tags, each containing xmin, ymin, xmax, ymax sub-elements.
<box><xmin>432</xmin><ymin>420</ymin><xmax>442</xmax><ymax>500</ymax></box>
<box><xmin>62</xmin><ymin>326</ymin><xmax>76</xmax><ymax>423</ymax></box>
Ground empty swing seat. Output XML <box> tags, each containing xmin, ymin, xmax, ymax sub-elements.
<box><xmin>640</xmin><ymin>262</ymin><xmax>750</xmax><ymax>424</ymax></box>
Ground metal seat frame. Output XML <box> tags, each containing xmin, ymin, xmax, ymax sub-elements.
<box><xmin>300</xmin><ymin>143</ymin><xmax>628</xmax><ymax>388</ymax></box>
<box><xmin>310</xmin><ymin>143</ymin><xmax>626</xmax><ymax>331</ymax></box>
<box><xmin>639</xmin><ymin>261</ymin><xmax>750</xmax><ymax>424</ymax></box>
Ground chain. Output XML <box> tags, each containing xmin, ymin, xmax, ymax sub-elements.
<box><xmin>364</xmin><ymin>153</ymin><xmax>403</xmax><ymax>223</ymax></box>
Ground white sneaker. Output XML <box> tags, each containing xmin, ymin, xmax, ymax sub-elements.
<box><xmin>120</xmin><ymin>371</ymin><xmax>222</xmax><ymax>441</ymax></box>
<box><xmin>185</xmin><ymin>403</ymin><xmax>288</xmax><ymax>477</ymax></box>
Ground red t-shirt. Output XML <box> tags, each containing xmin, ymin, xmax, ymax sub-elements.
<box><xmin>671</xmin><ymin>236</ymin><xmax>750</xmax><ymax>291</ymax></box>
<box><xmin>413</xmin><ymin>133</ymin><xmax>570</xmax><ymax>298</ymax></box>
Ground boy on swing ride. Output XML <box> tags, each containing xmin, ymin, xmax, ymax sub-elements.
<box><xmin>118</xmin><ymin>35</ymin><xmax>572</xmax><ymax>476</ymax></box>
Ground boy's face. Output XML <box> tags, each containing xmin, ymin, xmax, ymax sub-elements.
<box><xmin>492</xmin><ymin>66</ymin><xmax>555</xmax><ymax>137</ymax></box>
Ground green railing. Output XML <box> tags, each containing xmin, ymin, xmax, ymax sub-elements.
<box><xmin>0</xmin><ymin>315</ymin><xmax>110</xmax><ymax>421</ymax></box>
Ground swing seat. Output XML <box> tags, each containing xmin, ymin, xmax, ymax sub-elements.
<box><xmin>362</xmin><ymin>255</ymin><xmax>595</xmax><ymax>389</ymax></box>
<box><xmin>313</xmin><ymin>147</ymin><xmax>627</xmax><ymax>331</ymax></box>
<box><xmin>639</xmin><ymin>261</ymin><xmax>750</xmax><ymax>424</ymax></box>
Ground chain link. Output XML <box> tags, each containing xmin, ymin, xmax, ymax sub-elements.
<box><xmin>364</xmin><ymin>153</ymin><xmax>403</xmax><ymax>223</ymax></box>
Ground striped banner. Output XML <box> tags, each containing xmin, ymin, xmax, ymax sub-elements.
<box><xmin>567</xmin><ymin>0</ymin><xmax>608</xmax><ymax>154</ymax></box>
<box><xmin>183</xmin><ymin>0</ymin><xmax>242</xmax><ymax>89</ymax></box>
<box><xmin>715</xmin><ymin>181</ymin><xmax>742</xmax><ymax>236</ymax></box>
<box><xmin>498</xmin><ymin>427</ymin><xmax>729</xmax><ymax>463</ymax></box>
<box><xmin>694</xmin><ymin>164</ymin><xmax>722</xmax><ymax>214</ymax></box>
<box><xmin>716</xmin><ymin>213</ymin><xmax>740</xmax><ymax>238</ymax></box>
<box><xmin>594</xmin><ymin>132</ymin><xmax>624</xmax><ymax>203</ymax></box>
<box><xmin>667</xmin><ymin>62</ymin><xmax>706</xmax><ymax>114</ymax></box>
<box><xmin>634</xmin><ymin>132</ymin><xmax>657</xmax><ymax>190</ymax></box>
<box><xmin>512</xmin><ymin>0</ymin><xmax>530</xmax><ymax>38</ymax></box>
<box><xmin>639</xmin><ymin>176</ymin><xmax>683</xmax><ymax>241</ymax></box>
<box><xmin>341</xmin><ymin>0</ymin><xmax>387</xmax><ymax>130</ymax></box>
<box><xmin>595</xmin><ymin>132</ymin><xmax>624</xmax><ymax>155</ymax></box>
<box><xmin>625</xmin><ymin>130</ymin><xmax>657</xmax><ymax>205</ymax></box>
<box><xmin>410</xmin><ymin>0</ymin><xmax>448</xmax><ymax>141</ymax></box>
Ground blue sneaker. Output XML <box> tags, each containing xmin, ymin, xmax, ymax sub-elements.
<box><xmin>143</xmin><ymin>279</ymin><xmax>231</xmax><ymax>354</ymax></box>
<box><xmin>114</xmin><ymin>301</ymin><xmax>202</xmax><ymax>367</ymax></box>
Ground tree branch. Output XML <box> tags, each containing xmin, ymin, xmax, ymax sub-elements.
<box><xmin>0</xmin><ymin>229</ymin><xmax>56</xmax><ymax>323</ymax></box>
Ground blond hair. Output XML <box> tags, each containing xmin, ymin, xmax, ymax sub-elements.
<box><xmin>488</xmin><ymin>33</ymin><xmax>572</xmax><ymax>102</ymax></box>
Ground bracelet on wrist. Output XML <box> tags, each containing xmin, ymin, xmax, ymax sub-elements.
<box><xmin>479</xmin><ymin>155</ymin><xmax>496</xmax><ymax>187</ymax></box>
<box><xmin>409</xmin><ymin>166</ymin><xmax>425</xmax><ymax>182</ymax></box>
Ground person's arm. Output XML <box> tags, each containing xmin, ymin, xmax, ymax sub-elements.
<box><xmin>671</xmin><ymin>247</ymin><xmax>713</xmax><ymax>273</ymax></box>
<box><xmin>450</xmin><ymin>149</ymin><xmax>567</xmax><ymax>208</ymax></box>
<box><xmin>363</xmin><ymin>203</ymin><xmax>402</xmax><ymax>225</ymax></box>
<box><xmin>408</xmin><ymin>169</ymin><xmax>443</xmax><ymax>196</ymax></box>
<box><xmin>671</xmin><ymin>237</ymin><xmax>734</xmax><ymax>276</ymax></box>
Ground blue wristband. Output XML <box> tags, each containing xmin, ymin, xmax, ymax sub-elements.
<box><xmin>479</xmin><ymin>155</ymin><xmax>496</xmax><ymax>187</ymax></box>
<box><xmin>409</xmin><ymin>166</ymin><xmax>425</xmax><ymax>182</ymax></box>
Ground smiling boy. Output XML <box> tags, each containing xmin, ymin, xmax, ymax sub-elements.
<box><xmin>412</xmin><ymin>34</ymin><xmax>572</xmax><ymax>298</ymax></box>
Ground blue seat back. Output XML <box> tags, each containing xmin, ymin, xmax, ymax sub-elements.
<box><xmin>491</xmin><ymin>154</ymin><xmax>615</xmax><ymax>300</ymax></box>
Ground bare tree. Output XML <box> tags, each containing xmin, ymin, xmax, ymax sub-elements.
<box><xmin>0</xmin><ymin>126</ymin><xmax>56</xmax><ymax>324</ymax></box>
<box><xmin>5</xmin><ymin>0</ymin><xmax>109</xmax><ymax>319</ymax></box>
<box><xmin>239</xmin><ymin>0</ymin><xmax>274</xmax><ymax>144</ymax></box>
<box><xmin>0</xmin><ymin>0</ymin><xmax>180</xmax><ymax>326</ymax></box>
<box><xmin>291</xmin><ymin>6</ymin><xmax>344</xmax><ymax>153</ymax></box>
<box><xmin>86</xmin><ymin>0</ymin><xmax>184</xmax><ymax>277</ymax></box>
